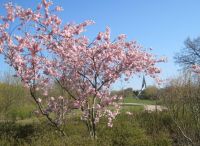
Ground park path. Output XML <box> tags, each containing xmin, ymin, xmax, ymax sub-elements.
<box><xmin>120</xmin><ymin>103</ymin><xmax>168</xmax><ymax>112</ymax></box>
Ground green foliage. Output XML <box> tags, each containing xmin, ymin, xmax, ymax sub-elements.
<box><xmin>136</xmin><ymin>112</ymin><xmax>173</xmax><ymax>135</ymax></box>
<box><xmin>2</xmin><ymin>73</ymin><xmax>199</xmax><ymax>146</ymax></box>
<box><xmin>140</xmin><ymin>86</ymin><xmax>159</xmax><ymax>100</ymax></box>
<box><xmin>98</xmin><ymin>114</ymin><xmax>151</xmax><ymax>146</ymax></box>
<box><xmin>136</xmin><ymin>112</ymin><xmax>173</xmax><ymax>146</ymax></box>
<box><xmin>161</xmin><ymin>73</ymin><xmax>200</xmax><ymax>145</ymax></box>
<box><xmin>111</xmin><ymin>87</ymin><xmax>136</xmax><ymax>98</ymax></box>
<box><xmin>7</xmin><ymin>105</ymin><xmax>35</xmax><ymax>121</ymax></box>
<box><xmin>0</xmin><ymin>83</ymin><xmax>35</xmax><ymax>121</ymax></box>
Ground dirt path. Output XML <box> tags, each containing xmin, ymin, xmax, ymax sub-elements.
<box><xmin>143</xmin><ymin>105</ymin><xmax>168</xmax><ymax>112</ymax></box>
<box><xmin>120</xmin><ymin>103</ymin><xmax>168</xmax><ymax>112</ymax></box>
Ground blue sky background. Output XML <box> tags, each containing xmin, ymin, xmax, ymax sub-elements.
<box><xmin>0</xmin><ymin>0</ymin><xmax>200</xmax><ymax>90</ymax></box>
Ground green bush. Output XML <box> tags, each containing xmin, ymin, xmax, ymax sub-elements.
<box><xmin>98</xmin><ymin>115</ymin><xmax>150</xmax><ymax>146</ymax></box>
<box><xmin>0</xmin><ymin>83</ymin><xmax>36</xmax><ymax>121</ymax></box>
<box><xmin>135</xmin><ymin>112</ymin><xmax>173</xmax><ymax>145</ymax></box>
<box><xmin>140</xmin><ymin>86</ymin><xmax>158</xmax><ymax>100</ymax></box>
<box><xmin>161</xmin><ymin>73</ymin><xmax>200</xmax><ymax>145</ymax></box>
<box><xmin>7</xmin><ymin>105</ymin><xmax>35</xmax><ymax>121</ymax></box>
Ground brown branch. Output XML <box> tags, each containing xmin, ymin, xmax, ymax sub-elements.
<box><xmin>55</xmin><ymin>78</ymin><xmax>77</xmax><ymax>100</ymax></box>
<box><xmin>29</xmin><ymin>87</ymin><xmax>66</xmax><ymax>136</ymax></box>
<box><xmin>77</xmin><ymin>71</ymin><xmax>95</xmax><ymax>88</ymax></box>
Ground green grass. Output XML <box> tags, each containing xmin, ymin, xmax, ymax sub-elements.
<box><xmin>0</xmin><ymin>112</ymin><xmax>173</xmax><ymax>146</ymax></box>
<box><xmin>16</xmin><ymin>117</ymin><xmax>41</xmax><ymax>125</ymax></box>
<box><xmin>123</xmin><ymin>97</ymin><xmax>159</xmax><ymax>105</ymax></box>
<box><xmin>121</xmin><ymin>105</ymin><xmax>144</xmax><ymax>113</ymax></box>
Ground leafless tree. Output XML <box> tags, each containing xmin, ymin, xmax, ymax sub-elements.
<box><xmin>175</xmin><ymin>37</ymin><xmax>200</xmax><ymax>70</ymax></box>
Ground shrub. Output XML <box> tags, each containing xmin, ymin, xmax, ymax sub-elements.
<box><xmin>140</xmin><ymin>86</ymin><xmax>159</xmax><ymax>100</ymax></box>
<box><xmin>161</xmin><ymin>73</ymin><xmax>200</xmax><ymax>145</ymax></box>
<box><xmin>0</xmin><ymin>113</ymin><xmax>174</xmax><ymax>146</ymax></box>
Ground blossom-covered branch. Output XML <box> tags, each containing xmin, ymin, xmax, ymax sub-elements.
<box><xmin>0</xmin><ymin>0</ymin><xmax>164</xmax><ymax>138</ymax></box>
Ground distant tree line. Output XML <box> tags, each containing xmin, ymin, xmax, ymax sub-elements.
<box><xmin>111</xmin><ymin>86</ymin><xmax>159</xmax><ymax>100</ymax></box>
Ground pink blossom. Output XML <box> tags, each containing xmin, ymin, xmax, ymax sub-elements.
<box><xmin>55</xmin><ymin>6</ymin><xmax>63</xmax><ymax>11</ymax></box>
<box><xmin>50</xmin><ymin>97</ymin><xmax>55</xmax><ymax>101</ymax></box>
<box><xmin>192</xmin><ymin>65</ymin><xmax>200</xmax><ymax>74</ymax></box>
<box><xmin>118</xmin><ymin>34</ymin><xmax>126</xmax><ymax>40</ymax></box>
<box><xmin>58</xmin><ymin>96</ymin><xmax>64</xmax><ymax>100</ymax></box>
<box><xmin>43</xmin><ymin>90</ymin><xmax>48</xmax><ymax>96</ymax></box>
<box><xmin>37</xmin><ymin>98</ymin><xmax>42</xmax><ymax>103</ymax></box>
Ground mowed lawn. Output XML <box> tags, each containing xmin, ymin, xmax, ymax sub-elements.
<box><xmin>123</xmin><ymin>97</ymin><xmax>159</xmax><ymax>105</ymax></box>
<box><xmin>121</xmin><ymin>97</ymin><xmax>161</xmax><ymax>112</ymax></box>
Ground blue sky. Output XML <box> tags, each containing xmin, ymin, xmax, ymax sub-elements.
<box><xmin>0</xmin><ymin>0</ymin><xmax>200</xmax><ymax>90</ymax></box>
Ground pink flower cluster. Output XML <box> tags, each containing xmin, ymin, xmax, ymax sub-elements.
<box><xmin>192</xmin><ymin>65</ymin><xmax>200</xmax><ymax>74</ymax></box>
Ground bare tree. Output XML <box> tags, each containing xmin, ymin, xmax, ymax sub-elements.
<box><xmin>175</xmin><ymin>37</ymin><xmax>200</xmax><ymax>69</ymax></box>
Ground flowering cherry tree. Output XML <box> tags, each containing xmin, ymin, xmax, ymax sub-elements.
<box><xmin>0</xmin><ymin>0</ymin><xmax>164</xmax><ymax>138</ymax></box>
